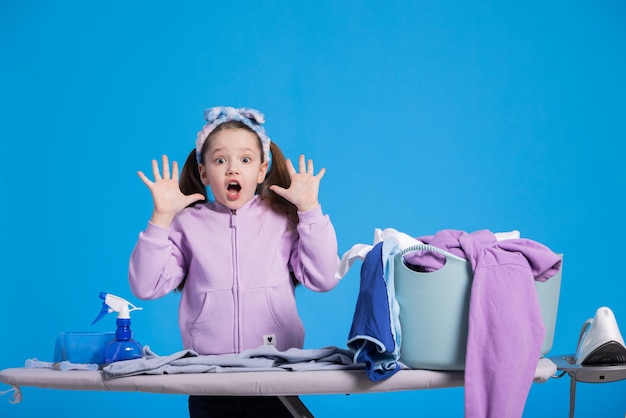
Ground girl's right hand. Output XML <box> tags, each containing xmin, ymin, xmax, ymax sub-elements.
<box><xmin>137</xmin><ymin>155</ymin><xmax>205</xmax><ymax>228</ymax></box>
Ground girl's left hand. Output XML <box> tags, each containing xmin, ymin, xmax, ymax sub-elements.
<box><xmin>269</xmin><ymin>154</ymin><xmax>325</xmax><ymax>212</ymax></box>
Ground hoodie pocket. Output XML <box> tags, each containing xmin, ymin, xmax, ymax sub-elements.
<box><xmin>189</xmin><ymin>290</ymin><xmax>235</xmax><ymax>354</ymax></box>
<box><xmin>265</xmin><ymin>288</ymin><xmax>304</xmax><ymax>347</ymax></box>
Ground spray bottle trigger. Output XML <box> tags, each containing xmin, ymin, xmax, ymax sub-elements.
<box><xmin>91</xmin><ymin>303</ymin><xmax>111</xmax><ymax>325</ymax></box>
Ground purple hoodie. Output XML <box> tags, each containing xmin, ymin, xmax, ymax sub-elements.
<box><xmin>419</xmin><ymin>230</ymin><xmax>562</xmax><ymax>418</ymax></box>
<box><xmin>129</xmin><ymin>195</ymin><xmax>340</xmax><ymax>355</ymax></box>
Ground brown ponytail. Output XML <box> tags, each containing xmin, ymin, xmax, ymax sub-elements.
<box><xmin>259</xmin><ymin>141</ymin><xmax>299</xmax><ymax>227</ymax></box>
<box><xmin>179</xmin><ymin>149</ymin><xmax>208</xmax><ymax>203</ymax></box>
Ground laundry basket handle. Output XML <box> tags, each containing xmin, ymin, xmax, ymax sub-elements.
<box><xmin>399</xmin><ymin>244</ymin><xmax>467</xmax><ymax>262</ymax></box>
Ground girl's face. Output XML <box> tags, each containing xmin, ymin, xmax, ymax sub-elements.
<box><xmin>198</xmin><ymin>128</ymin><xmax>268</xmax><ymax>210</ymax></box>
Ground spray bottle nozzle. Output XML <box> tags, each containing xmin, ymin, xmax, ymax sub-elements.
<box><xmin>91</xmin><ymin>292</ymin><xmax>143</xmax><ymax>325</ymax></box>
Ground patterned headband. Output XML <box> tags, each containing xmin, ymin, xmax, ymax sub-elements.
<box><xmin>195</xmin><ymin>106</ymin><xmax>271</xmax><ymax>164</ymax></box>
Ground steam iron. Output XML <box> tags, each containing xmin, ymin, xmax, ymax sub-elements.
<box><xmin>574</xmin><ymin>306</ymin><xmax>626</xmax><ymax>366</ymax></box>
<box><xmin>550</xmin><ymin>307</ymin><xmax>626</xmax><ymax>417</ymax></box>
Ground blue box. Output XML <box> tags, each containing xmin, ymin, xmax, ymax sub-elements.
<box><xmin>53</xmin><ymin>332</ymin><xmax>115</xmax><ymax>365</ymax></box>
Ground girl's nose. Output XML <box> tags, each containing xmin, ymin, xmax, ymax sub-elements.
<box><xmin>227</xmin><ymin>164</ymin><xmax>239</xmax><ymax>175</ymax></box>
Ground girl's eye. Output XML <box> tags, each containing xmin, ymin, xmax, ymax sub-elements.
<box><xmin>215</xmin><ymin>157</ymin><xmax>225</xmax><ymax>164</ymax></box>
<box><xmin>242</xmin><ymin>157</ymin><xmax>251</xmax><ymax>163</ymax></box>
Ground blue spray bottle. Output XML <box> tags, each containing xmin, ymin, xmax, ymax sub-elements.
<box><xmin>92</xmin><ymin>292</ymin><xmax>144</xmax><ymax>364</ymax></box>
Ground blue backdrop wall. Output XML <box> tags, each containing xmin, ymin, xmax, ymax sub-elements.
<box><xmin>1</xmin><ymin>1</ymin><xmax>625</xmax><ymax>416</ymax></box>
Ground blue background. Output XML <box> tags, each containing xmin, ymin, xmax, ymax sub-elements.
<box><xmin>1</xmin><ymin>1</ymin><xmax>625</xmax><ymax>416</ymax></box>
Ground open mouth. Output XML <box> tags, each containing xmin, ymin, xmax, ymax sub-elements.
<box><xmin>226</xmin><ymin>181</ymin><xmax>242</xmax><ymax>200</ymax></box>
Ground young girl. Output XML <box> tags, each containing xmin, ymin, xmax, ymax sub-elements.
<box><xmin>128</xmin><ymin>106</ymin><xmax>340</xmax><ymax>417</ymax></box>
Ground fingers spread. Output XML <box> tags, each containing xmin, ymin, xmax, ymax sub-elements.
<box><xmin>151</xmin><ymin>159</ymin><xmax>162</xmax><ymax>180</ymax></box>
<box><xmin>307</xmin><ymin>158</ymin><xmax>314</xmax><ymax>174</ymax></box>
<box><xmin>171</xmin><ymin>160</ymin><xmax>179</xmax><ymax>181</ymax></box>
<box><xmin>285</xmin><ymin>158</ymin><xmax>296</xmax><ymax>175</ymax></box>
<box><xmin>298</xmin><ymin>154</ymin><xmax>306</xmax><ymax>173</ymax></box>
<box><xmin>137</xmin><ymin>171</ymin><xmax>153</xmax><ymax>186</ymax></box>
<box><xmin>295</xmin><ymin>154</ymin><xmax>318</xmax><ymax>175</ymax></box>
<box><xmin>269</xmin><ymin>184</ymin><xmax>286</xmax><ymax>197</ymax></box>
<box><xmin>161</xmin><ymin>155</ymin><xmax>171</xmax><ymax>179</ymax></box>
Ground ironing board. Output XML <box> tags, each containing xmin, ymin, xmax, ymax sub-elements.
<box><xmin>1</xmin><ymin>359</ymin><xmax>556</xmax><ymax>417</ymax></box>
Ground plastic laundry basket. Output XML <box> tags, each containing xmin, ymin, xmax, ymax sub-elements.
<box><xmin>394</xmin><ymin>244</ymin><xmax>562</xmax><ymax>371</ymax></box>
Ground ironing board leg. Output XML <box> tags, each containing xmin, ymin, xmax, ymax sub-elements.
<box><xmin>278</xmin><ymin>396</ymin><xmax>315</xmax><ymax>418</ymax></box>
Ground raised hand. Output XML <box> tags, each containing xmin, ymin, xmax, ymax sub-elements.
<box><xmin>269</xmin><ymin>154</ymin><xmax>325</xmax><ymax>212</ymax></box>
<box><xmin>137</xmin><ymin>155</ymin><xmax>205</xmax><ymax>227</ymax></box>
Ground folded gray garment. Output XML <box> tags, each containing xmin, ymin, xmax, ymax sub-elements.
<box><xmin>103</xmin><ymin>345</ymin><xmax>362</xmax><ymax>379</ymax></box>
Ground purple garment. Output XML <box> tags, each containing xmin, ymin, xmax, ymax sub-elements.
<box><xmin>418</xmin><ymin>230</ymin><xmax>561</xmax><ymax>418</ymax></box>
<box><xmin>129</xmin><ymin>195</ymin><xmax>340</xmax><ymax>355</ymax></box>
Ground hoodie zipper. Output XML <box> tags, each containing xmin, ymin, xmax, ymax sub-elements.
<box><xmin>230</xmin><ymin>209</ymin><xmax>241</xmax><ymax>352</ymax></box>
